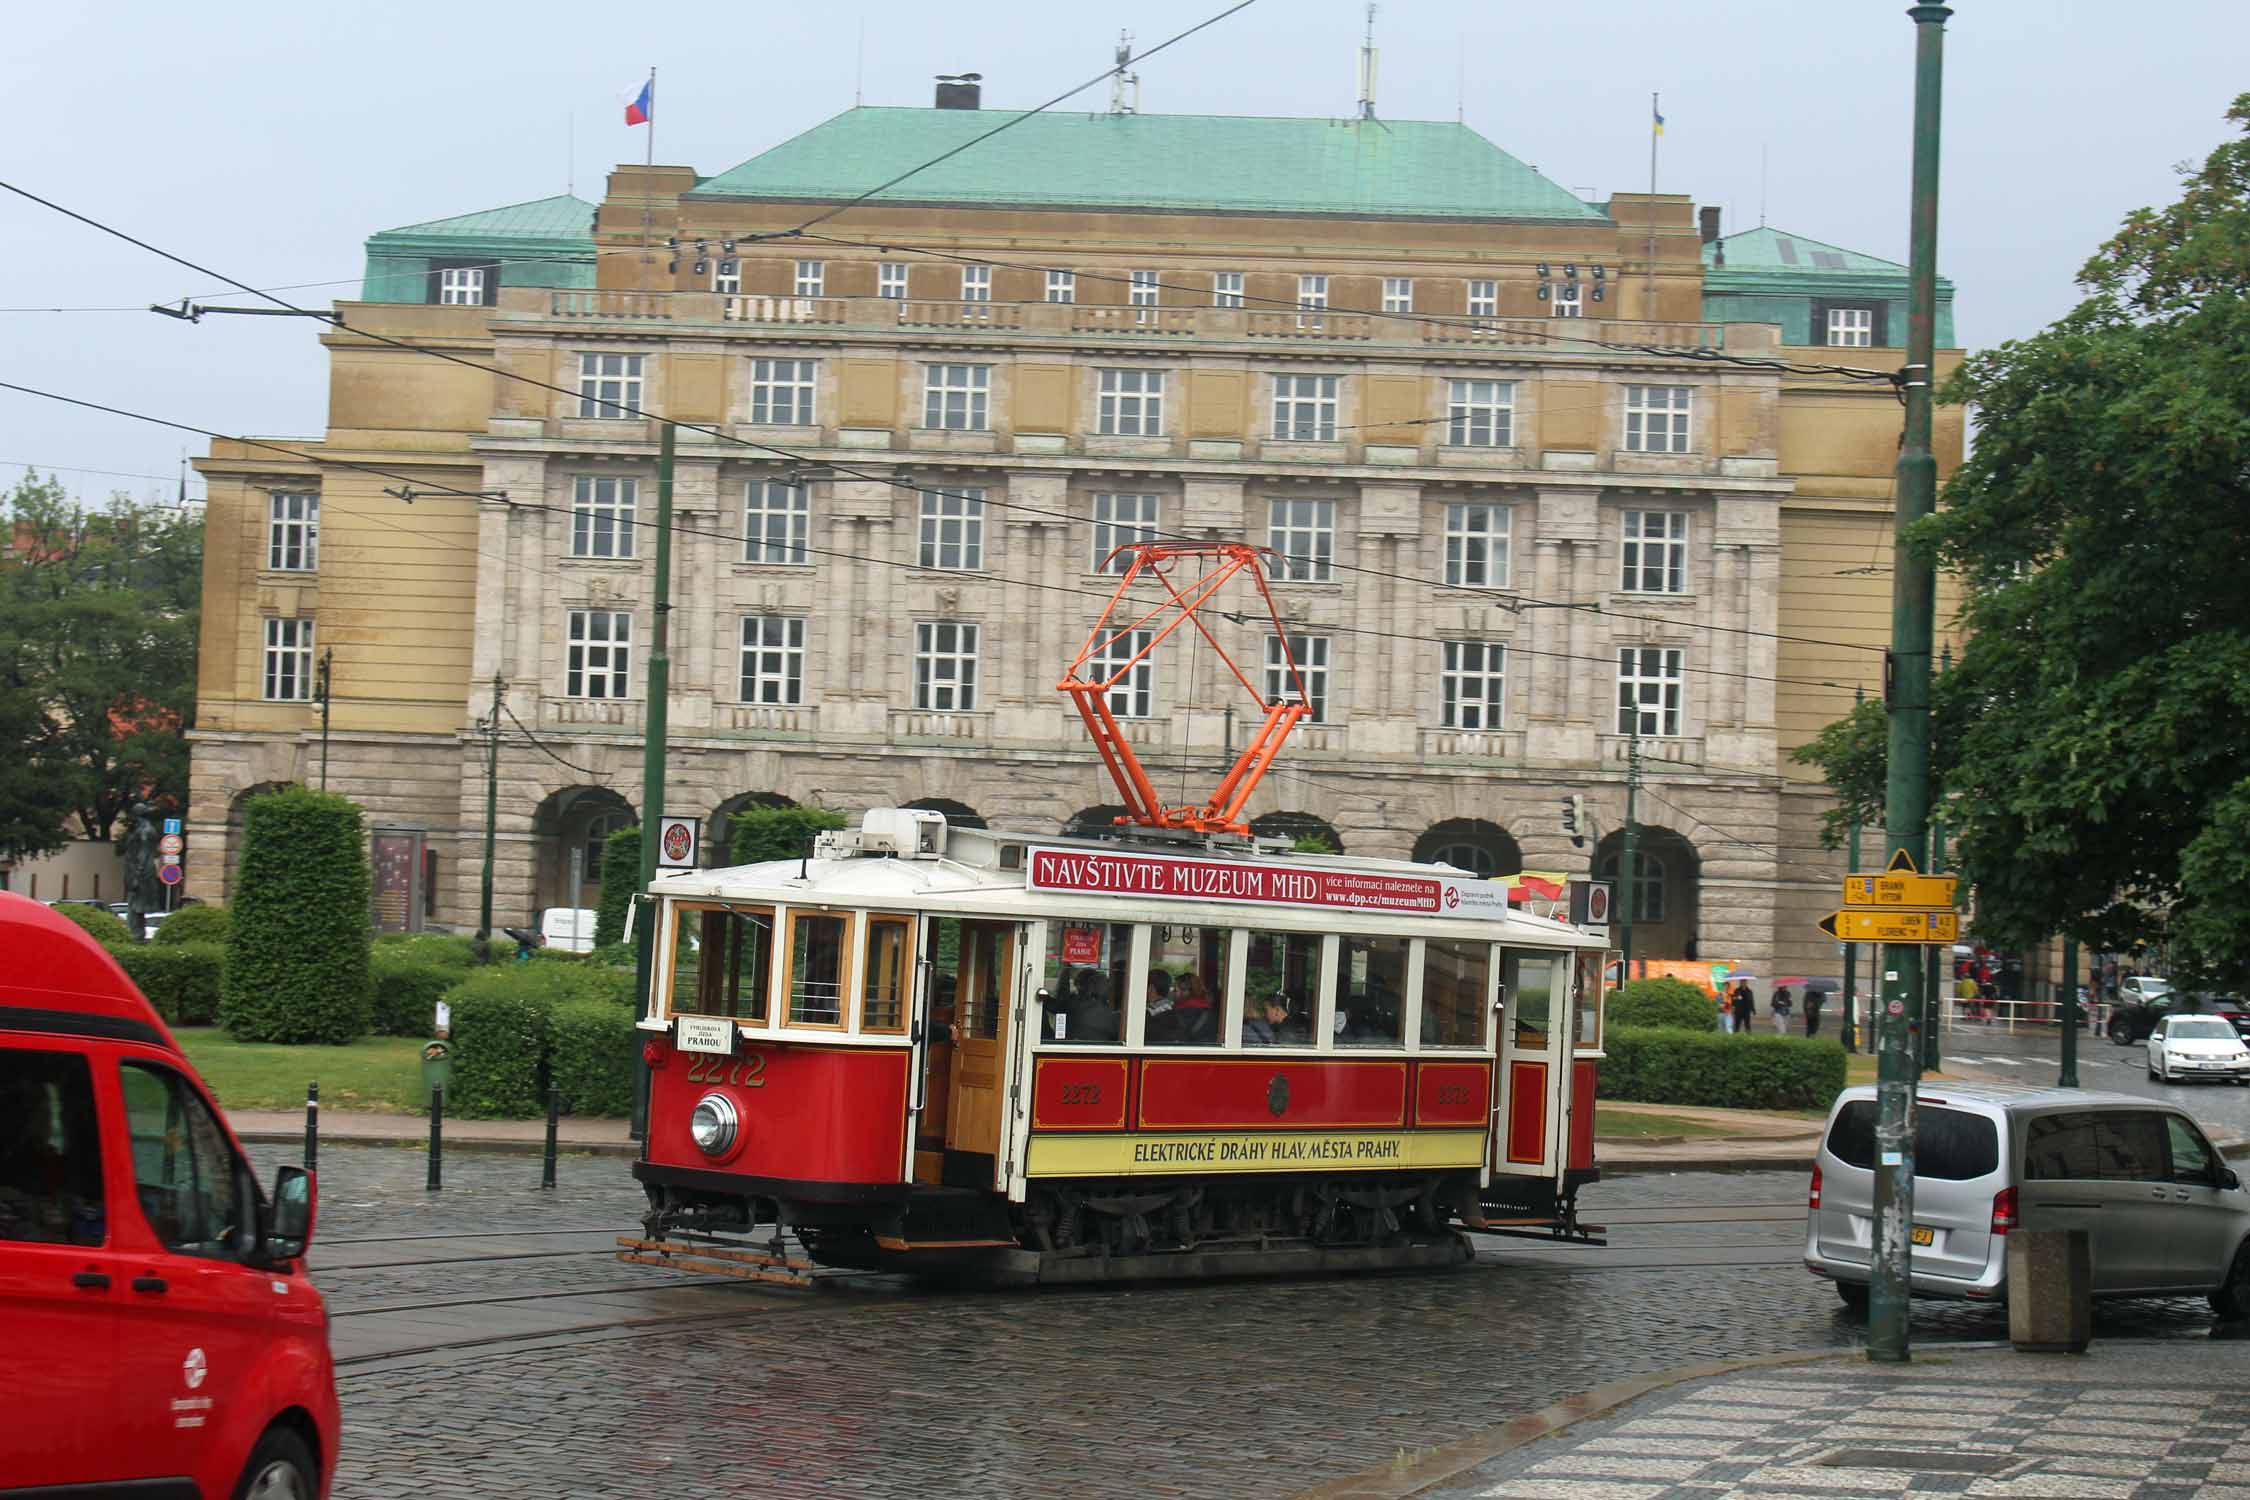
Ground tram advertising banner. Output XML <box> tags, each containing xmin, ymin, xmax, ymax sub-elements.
<box><xmin>1028</xmin><ymin>847</ymin><xmax>1509</xmax><ymax>919</ymax></box>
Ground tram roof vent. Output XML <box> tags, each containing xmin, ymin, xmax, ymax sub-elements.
<box><xmin>859</xmin><ymin>807</ymin><xmax>949</xmax><ymax>860</ymax></box>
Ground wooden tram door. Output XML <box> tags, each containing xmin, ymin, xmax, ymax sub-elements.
<box><xmin>944</xmin><ymin>921</ymin><xmax>1015</xmax><ymax>1167</ymax></box>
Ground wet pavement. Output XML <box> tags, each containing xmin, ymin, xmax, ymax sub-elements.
<box><xmin>266</xmin><ymin>1145</ymin><xmax>2239</xmax><ymax>1500</ymax></box>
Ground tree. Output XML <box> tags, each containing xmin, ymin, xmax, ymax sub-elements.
<box><xmin>592</xmin><ymin>825</ymin><xmax>640</xmax><ymax>949</ymax></box>
<box><xmin>221</xmin><ymin>788</ymin><xmax>373</xmax><ymax>1044</ymax></box>
<box><xmin>1800</xmin><ymin>95</ymin><xmax>2250</xmax><ymax>978</ymax></box>
<box><xmin>0</xmin><ymin>473</ymin><xmax>200</xmax><ymax>859</ymax></box>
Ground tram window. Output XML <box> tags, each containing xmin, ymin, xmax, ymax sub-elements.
<box><xmin>1337</xmin><ymin>934</ymin><xmax>1409</xmax><ymax>1047</ymax></box>
<box><xmin>786</xmin><ymin>911</ymin><xmax>851</xmax><ymax>1026</ymax></box>
<box><xmin>952</xmin><ymin>924</ymin><xmax>1012</xmax><ymax>1040</ymax></box>
<box><xmin>1242</xmin><ymin>931</ymin><xmax>1320</xmax><ymax>1046</ymax></box>
<box><xmin>1146</xmin><ymin>923</ymin><xmax>1226</xmax><ymax>1045</ymax></box>
<box><xmin>1041</xmin><ymin>920</ymin><xmax>1128</xmax><ymax>1046</ymax></box>
<box><xmin>671</xmin><ymin>905</ymin><xmax>773</xmax><ymax>1022</ymax></box>
<box><xmin>861</xmin><ymin>915</ymin><xmax>913</xmax><ymax>1033</ymax></box>
<box><xmin>1574</xmin><ymin>952</ymin><xmax>1604</xmax><ymax>1050</ymax></box>
<box><xmin>1512</xmin><ymin>954</ymin><xmax>1558</xmax><ymax>1045</ymax></box>
<box><xmin>1421</xmin><ymin>938</ymin><xmax>1492</xmax><ymax>1049</ymax></box>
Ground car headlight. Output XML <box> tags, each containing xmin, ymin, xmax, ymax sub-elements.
<box><xmin>689</xmin><ymin>1093</ymin><xmax>739</xmax><ymax>1156</ymax></box>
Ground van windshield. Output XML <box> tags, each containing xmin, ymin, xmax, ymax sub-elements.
<box><xmin>1825</xmin><ymin>1100</ymin><xmax>2000</xmax><ymax>1181</ymax></box>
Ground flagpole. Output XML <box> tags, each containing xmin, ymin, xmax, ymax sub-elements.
<box><xmin>638</xmin><ymin>67</ymin><xmax>656</xmax><ymax>280</ymax></box>
<box><xmin>1646</xmin><ymin>91</ymin><xmax>1660</xmax><ymax>318</ymax></box>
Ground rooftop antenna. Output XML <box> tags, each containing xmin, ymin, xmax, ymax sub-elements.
<box><xmin>855</xmin><ymin>15</ymin><xmax>865</xmax><ymax>107</ymax></box>
<box><xmin>566</xmin><ymin>112</ymin><xmax>574</xmax><ymax>197</ymax></box>
<box><xmin>1109</xmin><ymin>30</ymin><xmax>1138</xmax><ymax>115</ymax></box>
<box><xmin>1356</xmin><ymin>3</ymin><xmax>1379</xmax><ymax>120</ymax></box>
<box><xmin>1759</xmin><ymin>144</ymin><xmax>1769</xmax><ymax>226</ymax></box>
<box><xmin>1455</xmin><ymin>38</ymin><xmax>1465</xmax><ymax>123</ymax></box>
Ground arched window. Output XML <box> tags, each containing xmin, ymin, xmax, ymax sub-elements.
<box><xmin>1597</xmin><ymin>850</ymin><xmax>1667</xmax><ymax>923</ymax></box>
<box><xmin>1249</xmin><ymin>811</ymin><xmax>1345</xmax><ymax>854</ymax></box>
<box><xmin>1062</xmin><ymin>805</ymin><xmax>1130</xmax><ymax>839</ymax></box>
<box><xmin>1429</xmin><ymin>843</ymin><xmax>1498</xmax><ymax>876</ymax></box>
<box><xmin>902</xmin><ymin>796</ymin><xmax>986</xmax><ymax>830</ymax></box>
<box><xmin>1412</xmin><ymin>819</ymin><xmax>1521</xmax><ymax>878</ymax></box>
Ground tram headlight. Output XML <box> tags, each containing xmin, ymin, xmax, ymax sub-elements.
<box><xmin>689</xmin><ymin>1092</ymin><xmax>739</xmax><ymax>1156</ymax></box>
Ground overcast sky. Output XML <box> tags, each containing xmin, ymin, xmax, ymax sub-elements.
<box><xmin>4</xmin><ymin>0</ymin><xmax>2244</xmax><ymax>502</ymax></box>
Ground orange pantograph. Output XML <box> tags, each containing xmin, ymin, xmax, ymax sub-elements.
<box><xmin>1058</xmin><ymin>542</ymin><xmax>1308</xmax><ymax>836</ymax></box>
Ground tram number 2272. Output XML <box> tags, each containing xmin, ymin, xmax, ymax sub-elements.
<box><xmin>684</xmin><ymin>1053</ymin><xmax>766</xmax><ymax>1088</ymax></box>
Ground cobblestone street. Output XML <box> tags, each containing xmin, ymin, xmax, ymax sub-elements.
<box><xmin>263</xmin><ymin>1145</ymin><xmax>2231</xmax><ymax>1499</ymax></box>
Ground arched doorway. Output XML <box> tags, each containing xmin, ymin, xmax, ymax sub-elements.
<box><xmin>705</xmin><ymin>791</ymin><xmax>795</xmax><ymax>866</ymax></box>
<box><xmin>902</xmin><ymin>796</ymin><xmax>986</xmax><ymax>830</ymax></box>
<box><xmin>1594</xmin><ymin>826</ymin><xmax>1701</xmax><ymax>959</ymax></box>
<box><xmin>1250</xmin><ymin>811</ymin><xmax>1345</xmax><ymax>853</ymax></box>
<box><xmin>532</xmin><ymin>786</ymin><xmax>635</xmax><ymax>914</ymax></box>
<box><xmin>1412</xmin><ymin>818</ymin><xmax>1522</xmax><ymax>878</ymax></box>
<box><xmin>225</xmin><ymin>781</ymin><xmax>297</xmax><ymax>901</ymax></box>
<box><xmin>1062</xmin><ymin>805</ymin><xmax>1130</xmax><ymax>839</ymax></box>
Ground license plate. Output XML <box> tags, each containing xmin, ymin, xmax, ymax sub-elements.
<box><xmin>1910</xmin><ymin>1224</ymin><xmax>1936</xmax><ymax>1246</ymax></box>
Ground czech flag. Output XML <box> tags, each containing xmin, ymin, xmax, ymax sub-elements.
<box><xmin>625</xmin><ymin>79</ymin><xmax>653</xmax><ymax>126</ymax></box>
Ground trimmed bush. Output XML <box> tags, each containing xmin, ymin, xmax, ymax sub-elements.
<box><xmin>592</xmin><ymin>825</ymin><xmax>641</xmax><ymax>950</ymax></box>
<box><xmin>368</xmin><ymin>953</ymin><xmax>460</xmax><ymax>1037</ymax></box>
<box><xmin>221</xmin><ymin>787</ymin><xmax>374</xmax><ymax>1044</ymax></box>
<box><xmin>153</xmin><ymin>903</ymin><xmax>231</xmax><ymax>947</ymax></box>
<box><xmin>549</xmin><ymin>998</ymin><xmax>640</xmax><ymax>1117</ymax></box>
<box><xmin>1608</xmin><ymin>976</ymin><xmax>1718</xmax><ymax>1032</ymax></box>
<box><xmin>1600</xmin><ymin>1027</ymin><xmax>1848</xmax><ymax>1112</ymax></box>
<box><xmin>372</xmin><ymin>931</ymin><xmax>480</xmax><ymax>968</ymax></box>
<box><xmin>731</xmin><ymin>805</ymin><xmax>845</xmax><ymax>865</ymax></box>
<box><xmin>109</xmin><ymin>942</ymin><xmax>225</xmax><ymax>1025</ymax></box>
<box><xmin>53</xmin><ymin>903</ymin><xmax>130</xmax><ymax>946</ymax></box>
<box><xmin>445</xmin><ymin>961</ymin><xmax>639</xmax><ymax>1118</ymax></box>
<box><xmin>586</xmin><ymin>941</ymin><xmax>638</xmax><ymax>970</ymax></box>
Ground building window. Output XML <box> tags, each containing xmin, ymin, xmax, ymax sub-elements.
<box><xmin>1599</xmin><ymin>849</ymin><xmax>1667</xmax><ymax>923</ymax></box>
<box><xmin>960</xmin><ymin>265</ymin><xmax>991</xmax><ymax>302</ymax></box>
<box><xmin>1297</xmin><ymin>274</ymin><xmax>1329</xmax><ymax>309</ymax></box>
<box><xmin>1213</xmin><ymin>271</ymin><xmax>1244</xmax><ymax>308</ymax></box>
<box><xmin>739</xmin><ymin>616</ymin><xmax>806</xmax><ymax>705</ymax></box>
<box><xmin>266</xmin><ymin>492</ymin><xmax>318</xmax><ymax>572</ymax></box>
<box><xmin>1267</xmin><ymin>497</ymin><xmax>1335</xmax><ymax>582</ymax></box>
<box><xmin>1440</xmin><ymin>641</ymin><xmax>1507</xmax><ymax>730</ymax></box>
<box><xmin>712</xmin><ymin>259</ymin><xmax>740</xmax><ymax>294</ymax></box>
<box><xmin>1620</xmin><ymin>510</ymin><xmax>1689</xmax><ymax>593</ymax></box>
<box><xmin>1827</xmin><ymin>307</ymin><xmax>1873</xmax><ymax>347</ymax></box>
<box><xmin>1088</xmin><ymin>627</ymin><xmax>1154</xmax><ymax>718</ymax></box>
<box><xmin>793</xmin><ymin>260</ymin><xmax>825</xmax><ymax>297</ymax></box>
<box><xmin>1623</xmin><ymin>384</ymin><xmax>1692</xmax><ymax>453</ymax></box>
<box><xmin>567</xmin><ymin>610</ymin><xmax>632</xmax><ymax>699</ymax></box>
<box><xmin>743</xmin><ymin>480</ymin><xmax>811</xmax><ymax>565</ymax></box>
<box><xmin>914</xmin><ymin>621</ymin><xmax>979</xmax><ymax>712</ymax></box>
<box><xmin>262</xmin><ymin>617</ymin><xmax>314</xmax><ymax>702</ymax></box>
<box><xmin>1552</xmin><ymin>281</ymin><xmax>1583</xmax><ymax>318</ymax></box>
<box><xmin>570</xmin><ymin>476</ymin><xmax>637</xmax><ymax>559</ymax></box>
<box><xmin>1264</xmin><ymin>634</ymin><xmax>1330</xmax><ymax>723</ymax></box>
<box><xmin>1443</xmin><ymin>503</ymin><xmax>1509</xmax><ymax>589</ymax></box>
<box><xmin>1091</xmin><ymin>492</ymin><xmax>1160</xmax><ymax>572</ymax></box>
<box><xmin>1046</xmin><ymin>269</ymin><xmax>1076</xmax><ymax>303</ymax></box>
<box><xmin>1382</xmin><ymin>277</ymin><xmax>1413</xmax><ymax>313</ymax></box>
<box><xmin>1096</xmin><ymin>368</ymin><xmax>1164</xmax><ymax>436</ymax></box>
<box><xmin>918</xmin><ymin>488</ymin><xmax>985</xmax><ymax>571</ymax></box>
<box><xmin>1445</xmin><ymin>379</ymin><xmax>1515</xmax><ymax>448</ymax></box>
<box><xmin>438</xmin><ymin>266</ymin><xmax>485</xmax><ymax>305</ymax></box>
<box><xmin>1616</xmin><ymin>646</ymin><xmax>1683</xmax><ymax>737</ymax></box>
<box><xmin>923</xmin><ymin>364</ymin><xmax>991</xmax><ymax>430</ymax></box>
<box><xmin>879</xmin><ymin>262</ymin><xmax>908</xmax><ymax>299</ymax></box>
<box><xmin>749</xmin><ymin>358</ymin><xmax>817</xmax><ymax>425</ymax></box>
<box><xmin>1467</xmin><ymin>279</ymin><xmax>1498</xmax><ymax>320</ymax></box>
<box><xmin>577</xmin><ymin>353</ymin><xmax>644</xmax><ymax>419</ymax></box>
<box><xmin>1129</xmin><ymin>269</ymin><xmax>1159</xmax><ymax>307</ymax></box>
<box><xmin>1271</xmin><ymin>374</ymin><xmax>1339</xmax><ymax>441</ymax></box>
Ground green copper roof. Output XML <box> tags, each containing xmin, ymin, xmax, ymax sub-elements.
<box><xmin>690</xmin><ymin>107</ymin><xmax>1606</xmax><ymax>222</ymax></box>
<box><xmin>369</xmin><ymin>194</ymin><xmax>598</xmax><ymax>244</ymax></box>
<box><xmin>1702</xmin><ymin>226</ymin><xmax>1906</xmax><ymax>275</ymax></box>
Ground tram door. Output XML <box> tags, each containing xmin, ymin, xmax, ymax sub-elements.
<box><xmin>912</xmin><ymin>917</ymin><xmax>960</xmax><ymax>1186</ymax></box>
<box><xmin>945</xmin><ymin>921</ymin><xmax>1016</xmax><ymax>1170</ymax></box>
<box><xmin>1493</xmin><ymin>950</ymin><xmax>1565</xmax><ymax>1181</ymax></box>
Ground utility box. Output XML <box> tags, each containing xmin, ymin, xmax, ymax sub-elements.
<box><xmin>2007</xmin><ymin>1228</ymin><xmax>2092</xmax><ymax>1353</ymax></box>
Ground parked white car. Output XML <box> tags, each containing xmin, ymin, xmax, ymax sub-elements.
<box><xmin>2122</xmin><ymin>975</ymin><xmax>2173</xmax><ymax>1005</ymax></box>
<box><xmin>538</xmin><ymin>906</ymin><xmax>599</xmax><ymax>953</ymax></box>
<box><xmin>2147</xmin><ymin>1014</ymin><xmax>2250</xmax><ymax>1084</ymax></box>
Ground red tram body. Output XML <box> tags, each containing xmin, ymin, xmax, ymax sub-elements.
<box><xmin>630</xmin><ymin>809</ymin><xmax>1610</xmax><ymax>1282</ymax></box>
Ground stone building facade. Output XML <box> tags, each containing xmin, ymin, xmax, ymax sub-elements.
<box><xmin>189</xmin><ymin>100</ymin><xmax>1962</xmax><ymax>974</ymax></box>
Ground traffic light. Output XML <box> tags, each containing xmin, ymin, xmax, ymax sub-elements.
<box><xmin>1563</xmin><ymin>793</ymin><xmax>1587</xmax><ymax>848</ymax></box>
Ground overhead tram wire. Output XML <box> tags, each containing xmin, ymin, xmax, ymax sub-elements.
<box><xmin>0</xmin><ymin>179</ymin><xmax>1895</xmax><ymax>667</ymax></box>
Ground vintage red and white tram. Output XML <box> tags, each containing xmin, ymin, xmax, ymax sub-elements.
<box><xmin>629</xmin><ymin>808</ymin><xmax>1610</xmax><ymax>1282</ymax></box>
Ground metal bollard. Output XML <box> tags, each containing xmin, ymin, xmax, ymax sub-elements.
<box><xmin>426</xmin><ymin>1084</ymin><xmax>443</xmax><ymax>1192</ymax></box>
<box><xmin>304</xmin><ymin>1081</ymin><xmax>319</xmax><ymax>1174</ymax></box>
<box><xmin>541</xmin><ymin>1084</ymin><xmax>560</xmax><ymax>1191</ymax></box>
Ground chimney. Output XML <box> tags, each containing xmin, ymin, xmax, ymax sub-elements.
<box><xmin>934</xmin><ymin>73</ymin><xmax>982</xmax><ymax>110</ymax></box>
<box><xmin>1698</xmin><ymin>206</ymin><xmax>1722</xmax><ymax>245</ymax></box>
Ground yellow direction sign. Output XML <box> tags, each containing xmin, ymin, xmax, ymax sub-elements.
<box><xmin>1817</xmin><ymin>909</ymin><xmax>1959</xmax><ymax>944</ymax></box>
<box><xmin>1843</xmin><ymin>872</ymin><xmax>1958</xmax><ymax>907</ymax></box>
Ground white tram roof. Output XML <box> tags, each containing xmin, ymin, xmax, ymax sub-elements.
<box><xmin>652</xmin><ymin>809</ymin><xmax>1604</xmax><ymax>950</ymax></box>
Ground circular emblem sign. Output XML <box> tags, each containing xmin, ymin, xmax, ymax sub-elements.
<box><xmin>661</xmin><ymin>822</ymin><xmax>693</xmax><ymax>863</ymax></box>
<box><xmin>1266</xmin><ymin>1073</ymin><xmax>1291</xmax><ymax>1118</ymax></box>
<box><xmin>1886</xmin><ymin>998</ymin><xmax>1905</xmax><ymax>1017</ymax></box>
<box><xmin>182</xmin><ymin>1347</ymin><xmax>207</xmax><ymax>1390</ymax></box>
<box><xmin>1443</xmin><ymin>886</ymin><xmax>1460</xmax><ymax>910</ymax></box>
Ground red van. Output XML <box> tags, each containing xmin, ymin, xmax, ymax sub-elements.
<box><xmin>0</xmin><ymin>893</ymin><xmax>339</xmax><ymax>1498</ymax></box>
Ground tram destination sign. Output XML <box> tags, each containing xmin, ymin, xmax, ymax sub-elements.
<box><xmin>1027</xmin><ymin>847</ymin><xmax>1510</xmax><ymax>919</ymax></box>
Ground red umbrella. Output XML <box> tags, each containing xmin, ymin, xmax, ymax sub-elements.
<box><xmin>1776</xmin><ymin>976</ymin><xmax>1810</xmax><ymax>988</ymax></box>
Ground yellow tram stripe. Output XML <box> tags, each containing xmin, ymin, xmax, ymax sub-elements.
<box><xmin>1026</xmin><ymin>1129</ymin><xmax>1486</xmax><ymax>1178</ymax></box>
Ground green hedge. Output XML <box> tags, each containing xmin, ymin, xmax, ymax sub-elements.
<box><xmin>1600</xmin><ymin>1026</ymin><xmax>1848</xmax><ymax>1112</ymax></box>
<box><xmin>154</xmin><ymin>903</ymin><xmax>231</xmax><ymax>947</ymax></box>
<box><xmin>731</xmin><ymin>805</ymin><xmax>845</xmax><ymax>864</ymax></box>
<box><xmin>108</xmin><ymin>942</ymin><xmax>225</xmax><ymax>1026</ymax></box>
<box><xmin>222</xmin><ymin>788</ymin><xmax>373</xmax><ymax>1044</ymax></box>
<box><xmin>372</xmin><ymin>932</ymin><xmax>480</xmax><ymax>968</ymax></box>
<box><xmin>53</xmin><ymin>904</ymin><xmax>130</xmax><ymax>946</ymax></box>
<box><xmin>549</xmin><ymin>999</ymin><xmax>640</xmax><ymax>1117</ymax></box>
<box><xmin>1608</xmin><ymin>977</ymin><xmax>1718</xmax><ymax>1032</ymax></box>
<box><xmin>593</xmin><ymin>825</ymin><xmax>641</xmax><ymax>950</ymax></box>
<box><xmin>444</xmin><ymin>962</ymin><xmax>639</xmax><ymax>1118</ymax></box>
<box><xmin>368</xmin><ymin>953</ymin><xmax>460</xmax><ymax>1037</ymax></box>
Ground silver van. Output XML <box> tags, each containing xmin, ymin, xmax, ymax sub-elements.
<box><xmin>1805</xmin><ymin>1083</ymin><xmax>2250</xmax><ymax>1318</ymax></box>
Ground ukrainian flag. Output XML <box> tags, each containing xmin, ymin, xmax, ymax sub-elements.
<box><xmin>1652</xmin><ymin>103</ymin><xmax>1666</xmax><ymax>136</ymax></box>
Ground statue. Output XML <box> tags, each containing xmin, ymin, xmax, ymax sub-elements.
<box><xmin>123</xmin><ymin>801</ymin><xmax>162</xmax><ymax>942</ymax></box>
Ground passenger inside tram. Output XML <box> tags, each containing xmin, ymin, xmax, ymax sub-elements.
<box><xmin>1064</xmin><ymin>970</ymin><xmax>1121</xmax><ymax>1044</ymax></box>
<box><xmin>1150</xmin><ymin>970</ymin><xmax>1215</xmax><ymax>1045</ymax></box>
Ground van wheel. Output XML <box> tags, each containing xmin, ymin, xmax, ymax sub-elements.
<box><xmin>233</xmin><ymin>1426</ymin><xmax>317</xmax><ymax>1500</ymax></box>
<box><xmin>1836</xmin><ymin>1282</ymin><xmax>1871</xmax><ymax>1314</ymax></box>
<box><xmin>2212</xmin><ymin>1242</ymin><xmax>2250</xmax><ymax>1322</ymax></box>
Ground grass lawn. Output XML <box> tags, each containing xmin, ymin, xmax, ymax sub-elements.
<box><xmin>174</xmin><ymin>1028</ymin><xmax>425</xmax><ymax>1114</ymax></box>
<box><xmin>1593</xmin><ymin>1106</ymin><xmax>1738</xmax><ymax>1140</ymax></box>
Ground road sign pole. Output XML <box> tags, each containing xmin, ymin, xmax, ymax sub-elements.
<box><xmin>2059</xmin><ymin>936</ymin><xmax>2080</xmax><ymax>1088</ymax></box>
<box><xmin>1619</xmin><ymin>722</ymin><xmax>1640</xmax><ymax>980</ymax></box>
<box><xmin>631</xmin><ymin>422</ymin><xmax>675</xmax><ymax>1141</ymax></box>
<box><xmin>1843</xmin><ymin>765</ymin><xmax>1862</xmax><ymax>1053</ymax></box>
